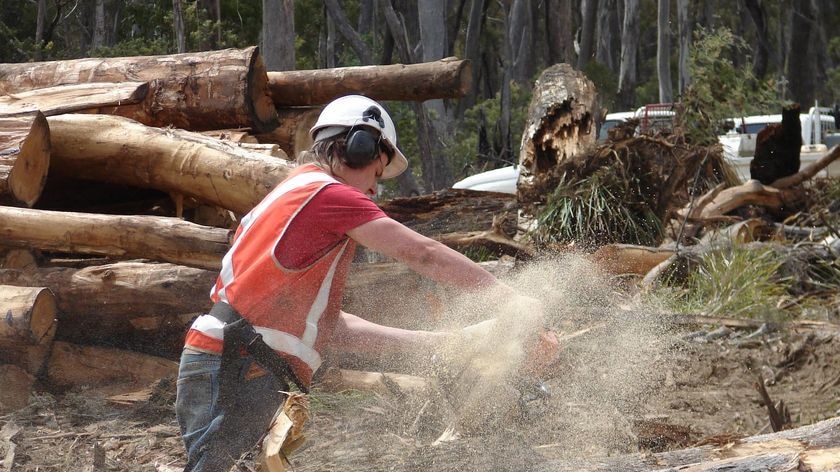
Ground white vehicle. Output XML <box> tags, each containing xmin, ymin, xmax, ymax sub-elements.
<box><xmin>597</xmin><ymin>111</ymin><xmax>635</xmax><ymax>142</ymax></box>
<box><xmin>451</xmin><ymin>164</ymin><xmax>520</xmax><ymax>194</ymax></box>
<box><xmin>719</xmin><ymin>105</ymin><xmax>840</xmax><ymax>182</ymax></box>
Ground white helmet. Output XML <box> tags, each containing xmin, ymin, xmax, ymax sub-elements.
<box><xmin>309</xmin><ymin>95</ymin><xmax>409</xmax><ymax>179</ymax></box>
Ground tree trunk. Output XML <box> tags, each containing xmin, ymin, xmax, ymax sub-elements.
<box><xmin>545</xmin><ymin>0</ymin><xmax>575</xmax><ymax>66</ymax></box>
<box><xmin>0</xmin><ymin>261</ymin><xmax>215</xmax><ymax>319</ymax></box>
<box><xmin>0</xmin><ymin>112</ymin><xmax>50</xmax><ymax>208</ymax></box>
<box><xmin>677</xmin><ymin>0</ymin><xmax>691</xmax><ymax>94</ymax></box>
<box><xmin>0</xmin><ymin>365</ymin><xmax>35</xmax><ymax>412</ymax></box>
<box><xmin>0</xmin><ymin>206</ymin><xmax>230</xmax><ymax>270</ymax></box>
<box><xmin>617</xmin><ymin>0</ymin><xmax>640</xmax><ymax>109</ymax></box>
<box><xmin>577</xmin><ymin>0</ymin><xmax>597</xmax><ymax>70</ymax></box>
<box><xmin>0</xmin><ymin>47</ymin><xmax>279</xmax><ymax>133</ymax></box>
<box><xmin>517</xmin><ymin>64</ymin><xmax>598</xmax><ymax>210</ymax></box>
<box><xmin>172</xmin><ymin>0</ymin><xmax>186</xmax><ymax>53</ymax></box>
<box><xmin>47</xmin><ymin>114</ymin><xmax>292</xmax><ymax>215</ymax></box>
<box><xmin>324</xmin><ymin>0</ymin><xmax>374</xmax><ymax>65</ymax></box>
<box><xmin>508</xmin><ymin>0</ymin><xmax>534</xmax><ymax>85</ymax></box>
<box><xmin>656</xmin><ymin>0</ymin><xmax>673</xmax><ymax>103</ymax></box>
<box><xmin>46</xmin><ymin>341</ymin><xmax>178</xmax><ymax>396</ymax></box>
<box><xmin>788</xmin><ymin>0</ymin><xmax>817</xmax><ymax>106</ymax></box>
<box><xmin>0</xmin><ymin>82</ymin><xmax>149</xmax><ymax>116</ymax></box>
<box><xmin>92</xmin><ymin>0</ymin><xmax>106</xmax><ymax>50</ymax></box>
<box><xmin>0</xmin><ymin>285</ymin><xmax>56</xmax><ymax>347</ymax></box>
<box><xmin>595</xmin><ymin>0</ymin><xmax>617</xmax><ymax>71</ymax></box>
<box><xmin>262</xmin><ymin>0</ymin><xmax>295</xmax><ymax>71</ymax></box>
<box><xmin>34</xmin><ymin>0</ymin><xmax>47</xmax><ymax>60</ymax></box>
<box><xmin>458</xmin><ymin>0</ymin><xmax>486</xmax><ymax>115</ymax></box>
<box><xmin>743</xmin><ymin>0</ymin><xmax>769</xmax><ymax>79</ymax></box>
<box><xmin>267</xmin><ymin>59</ymin><xmax>471</xmax><ymax>106</ymax></box>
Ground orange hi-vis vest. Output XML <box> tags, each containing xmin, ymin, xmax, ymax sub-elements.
<box><xmin>184</xmin><ymin>165</ymin><xmax>357</xmax><ymax>387</ymax></box>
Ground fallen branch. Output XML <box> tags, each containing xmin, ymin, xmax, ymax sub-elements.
<box><xmin>771</xmin><ymin>144</ymin><xmax>840</xmax><ymax>189</ymax></box>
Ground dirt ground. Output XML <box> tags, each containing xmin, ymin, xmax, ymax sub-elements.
<box><xmin>2</xmin><ymin>315</ymin><xmax>839</xmax><ymax>472</ymax></box>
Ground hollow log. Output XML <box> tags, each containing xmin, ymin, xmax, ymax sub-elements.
<box><xmin>0</xmin><ymin>261</ymin><xmax>215</xmax><ymax>318</ymax></box>
<box><xmin>47</xmin><ymin>114</ymin><xmax>292</xmax><ymax>214</ymax></box>
<box><xmin>267</xmin><ymin>58</ymin><xmax>471</xmax><ymax>106</ymax></box>
<box><xmin>0</xmin><ymin>82</ymin><xmax>148</xmax><ymax>116</ymax></box>
<box><xmin>534</xmin><ymin>416</ymin><xmax>840</xmax><ymax>472</ymax></box>
<box><xmin>517</xmin><ymin>63</ymin><xmax>598</xmax><ymax>209</ymax></box>
<box><xmin>0</xmin><ymin>47</ymin><xmax>278</xmax><ymax>132</ymax></box>
<box><xmin>0</xmin><ymin>285</ymin><xmax>56</xmax><ymax>347</ymax></box>
<box><xmin>0</xmin><ymin>206</ymin><xmax>230</xmax><ymax>270</ymax></box>
<box><xmin>0</xmin><ymin>111</ymin><xmax>50</xmax><ymax>207</ymax></box>
<box><xmin>45</xmin><ymin>341</ymin><xmax>178</xmax><ymax>396</ymax></box>
<box><xmin>256</xmin><ymin>106</ymin><xmax>322</xmax><ymax>159</ymax></box>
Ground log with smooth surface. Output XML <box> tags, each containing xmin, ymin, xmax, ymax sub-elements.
<box><xmin>0</xmin><ymin>206</ymin><xmax>230</xmax><ymax>270</ymax></box>
<box><xmin>0</xmin><ymin>111</ymin><xmax>50</xmax><ymax>207</ymax></box>
<box><xmin>47</xmin><ymin>114</ymin><xmax>292</xmax><ymax>214</ymax></box>
<box><xmin>267</xmin><ymin>58</ymin><xmax>471</xmax><ymax>106</ymax></box>
<box><xmin>0</xmin><ymin>47</ymin><xmax>278</xmax><ymax>132</ymax></box>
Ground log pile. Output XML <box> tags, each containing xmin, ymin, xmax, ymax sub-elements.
<box><xmin>0</xmin><ymin>48</ymin><xmax>474</xmax><ymax>405</ymax></box>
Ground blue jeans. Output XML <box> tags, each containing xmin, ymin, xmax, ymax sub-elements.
<box><xmin>175</xmin><ymin>350</ymin><xmax>288</xmax><ymax>472</ymax></box>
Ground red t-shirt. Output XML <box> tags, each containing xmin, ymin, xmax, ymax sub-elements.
<box><xmin>274</xmin><ymin>183</ymin><xmax>387</xmax><ymax>269</ymax></box>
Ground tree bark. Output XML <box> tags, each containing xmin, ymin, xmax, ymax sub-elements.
<box><xmin>677</xmin><ymin>0</ymin><xmax>691</xmax><ymax>94</ymax></box>
<box><xmin>507</xmin><ymin>0</ymin><xmax>534</xmax><ymax>85</ymax></box>
<box><xmin>617</xmin><ymin>0</ymin><xmax>640</xmax><ymax>109</ymax></box>
<box><xmin>517</xmin><ymin>64</ymin><xmax>598</xmax><ymax>209</ymax></box>
<box><xmin>0</xmin><ymin>47</ymin><xmax>279</xmax><ymax>133</ymax></box>
<box><xmin>788</xmin><ymin>0</ymin><xmax>817</xmax><ymax>106</ymax></box>
<box><xmin>546</xmin><ymin>0</ymin><xmax>575</xmax><ymax>66</ymax></box>
<box><xmin>0</xmin><ymin>365</ymin><xmax>35</xmax><ymax>412</ymax></box>
<box><xmin>47</xmin><ymin>114</ymin><xmax>292</xmax><ymax>215</ymax></box>
<box><xmin>0</xmin><ymin>261</ymin><xmax>215</xmax><ymax>319</ymax></box>
<box><xmin>0</xmin><ymin>285</ymin><xmax>56</xmax><ymax>347</ymax></box>
<box><xmin>577</xmin><ymin>0</ymin><xmax>597</xmax><ymax>70</ymax></box>
<box><xmin>595</xmin><ymin>0</ymin><xmax>617</xmax><ymax>71</ymax></box>
<box><xmin>656</xmin><ymin>0</ymin><xmax>673</xmax><ymax>103</ymax></box>
<box><xmin>261</xmin><ymin>0</ymin><xmax>295</xmax><ymax>71</ymax></box>
<box><xmin>92</xmin><ymin>0</ymin><xmax>106</xmax><ymax>50</ymax></box>
<box><xmin>0</xmin><ymin>82</ymin><xmax>149</xmax><ymax>116</ymax></box>
<box><xmin>172</xmin><ymin>0</ymin><xmax>186</xmax><ymax>53</ymax></box>
<box><xmin>458</xmin><ymin>0</ymin><xmax>486</xmax><ymax>115</ymax></box>
<box><xmin>267</xmin><ymin>59</ymin><xmax>471</xmax><ymax>106</ymax></box>
<box><xmin>0</xmin><ymin>111</ymin><xmax>50</xmax><ymax>208</ymax></box>
<box><xmin>0</xmin><ymin>206</ymin><xmax>231</xmax><ymax>270</ymax></box>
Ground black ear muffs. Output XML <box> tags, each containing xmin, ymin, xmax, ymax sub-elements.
<box><xmin>344</xmin><ymin>128</ymin><xmax>380</xmax><ymax>168</ymax></box>
<box><xmin>342</xmin><ymin>106</ymin><xmax>387</xmax><ymax>168</ymax></box>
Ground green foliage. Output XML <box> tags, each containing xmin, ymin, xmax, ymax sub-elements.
<box><xmin>650</xmin><ymin>245</ymin><xmax>790</xmax><ymax>319</ymax></box>
<box><xmin>445</xmin><ymin>81</ymin><xmax>533</xmax><ymax>179</ymax></box>
<box><xmin>583</xmin><ymin>61</ymin><xmax>618</xmax><ymax>113</ymax></box>
<box><xmin>529</xmin><ymin>171</ymin><xmax>663</xmax><ymax>249</ymax></box>
<box><xmin>824</xmin><ymin>37</ymin><xmax>840</xmax><ymax>104</ymax></box>
<box><xmin>679</xmin><ymin>27</ymin><xmax>778</xmax><ymax>145</ymax></box>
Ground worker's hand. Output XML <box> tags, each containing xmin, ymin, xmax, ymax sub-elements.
<box><xmin>522</xmin><ymin>329</ymin><xmax>561</xmax><ymax>378</ymax></box>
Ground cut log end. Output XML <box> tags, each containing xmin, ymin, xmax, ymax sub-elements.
<box><xmin>248</xmin><ymin>50</ymin><xmax>280</xmax><ymax>134</ymax></box>
<box><xmin>0</xmin><ymin>111</ymin><xmax>51</xmax><ymax>207</ymax></box>
<box><xmin>0</xmin><ymin>285</ymin><xmax>57</xmax><ymax>345</ymax></box>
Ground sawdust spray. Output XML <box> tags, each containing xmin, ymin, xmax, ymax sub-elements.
<box><xmin>430</xmin><ymin>253</ymin><xmax>674</xmax><ymax>458</ymax></box>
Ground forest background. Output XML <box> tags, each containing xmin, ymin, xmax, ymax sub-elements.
<box><xmin>3</xmin><ymin>0</ymin><xmax>839</xmax><ymax>196</ymax></box>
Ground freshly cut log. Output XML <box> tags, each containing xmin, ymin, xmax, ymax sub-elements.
<box><xmin>45</xmin><ymin>341</ymin><xmax>178</xmax><ymax>396</ymax></box>
<box><xmin>0</xmin><ymin>364</ymin><xmax>34</xmax><ymax>413</ymax></box>
<box><xmin>0</xmin><ymin>248</ymin><xmax>39</xmax><ymax>270</ymax></box>
<box><xmin>0</xmin><ymin>82</ymin><xmax>148</xmax><ymax>116</ymax></box>
<box><xmin>260</xmin><ymin>393</ymin><xmax>310</xmax><ymax>472</ymax></box>
<box><xmin>0</xmin><ymin>111</ymin><xmax>50</xmax><ymax>207</ymax></box>
<box><xmin>267</xmin><ymin>58</ymin><xmax>471</xmax><ymax>106</ymax></box>
<box><xmin>0</xmin><ymin>47</ymin><xmax>278</xmax><ymax>132</ymax></box>
<box><xmin>534</xmin><ymin>416</ymin><xmax>840</xmax><ymax>471</ymax></box>
<box><xmin>591</xmin><ymin>244</ymin><xmax>676</xmax><ymax>276</ymax></box>
<box><xmin>256</xmin><ymin>106</ymin><xmax>322</xmax><ymax>159</ymax></box>
<box><xmin>0</xmin><ymin>285</ymin><xmax>56</xmax><ymax>347</ymax></box>
<box><xmin>316</xmin><ymin>368</ymin><xmax>434</xmax><ymax>396</ymax></box>
<box><xmin>517</xmin><ymin>63</ymin><xmax>598</xmax><ymax>208</ymax></box>
<box><xmin>0</xmin><ymin>261</ymin><xmax>215</xmax><ymax>318</ymax></box>
<box><xmin>47</xmin><ymin>114</ymin><xmax>292</xmax><ymax>214</ymax></box>
<box><xmin>0</xmin><ymin>206</ymin><xmax>230</xmax><ymax>270</ymax></box>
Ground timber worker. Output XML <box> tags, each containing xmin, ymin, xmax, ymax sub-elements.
<box><xmin>175</xmin><ymin>95</ymin><xmax>553</xmax><ymax>471</ymax></box>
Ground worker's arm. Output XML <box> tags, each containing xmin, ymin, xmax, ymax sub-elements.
<box><xmin>330</xmin><ymin>310</ymin><xmax>447</xmax><ymax>355</ymax></box>
<box><xmin>347</xmin><ymin>216</ymin><xmax>508</xmax><ymax>292</ymax></box>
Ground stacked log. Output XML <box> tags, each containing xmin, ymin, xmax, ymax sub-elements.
<box><xmin>0</xmin><ymin>49</ymin><xmax>475</xmax><ymax>399</ymax></box>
